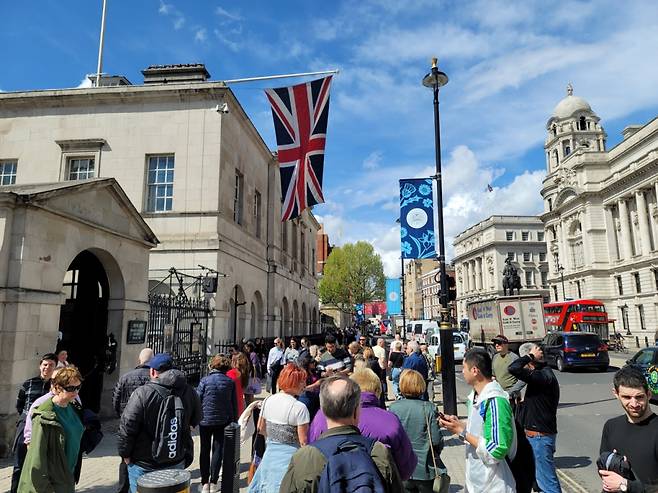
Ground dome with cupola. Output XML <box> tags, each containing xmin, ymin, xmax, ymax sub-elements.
<box><xmin>549</xmin><ymin>83</ymin><xmax>593</xmax><ymax>121</ymax></box>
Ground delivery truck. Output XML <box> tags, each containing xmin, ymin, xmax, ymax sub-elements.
<box><xmin>467</xmin><ymin>295</ymin><xmax>547</xmax><ymax>356</ymax></box>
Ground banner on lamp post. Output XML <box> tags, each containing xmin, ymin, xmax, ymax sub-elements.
<box><xmin>385</xmin><ymin>278</ymin><xmax>402</xmax><ymax>315</ymax></box>
<box><xmin>399</xmin><ymin>178</ymin><xmax>436</xmax><ymax>259</ymax></box>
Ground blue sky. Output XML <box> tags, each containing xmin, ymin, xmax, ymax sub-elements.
<box><xmin>2</xmin><ymin>0</ymin><xmax>658</xmax><ymax>276</ymax></box>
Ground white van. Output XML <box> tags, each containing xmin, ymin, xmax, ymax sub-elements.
<box><xmin>428</xmin><ymin>332</ymin><xmax>468</xmax><ymax>362</ymax></box>
<box><xmin>406</xmin><ymin>320</ymin><xmax>439</xmax><ymax>343</ymax></box>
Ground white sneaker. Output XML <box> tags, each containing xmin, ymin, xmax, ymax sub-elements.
<box><xmin>200</xmin><ymin>484</ymin><xmax>210</xmax><ymax>493</ymax></box>
<box><xmin>210</xmin><ymin>484</ymin><xmax>218</xmax><ymax>493</ymax></box>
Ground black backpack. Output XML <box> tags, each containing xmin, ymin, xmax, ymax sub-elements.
<box><xmin>151</xmin><ymin>385</ymin><xmax>186</xmax><ymax>465</ymax></box>
<box><xmin>506</xmin><ymin>417</ymin><xmax>535</xmax><ymax>493</ymax></box>
<box><xmin>311</xmin><ymin>434</ymin><xmax>387</xmax><ymax>493</ymax></box>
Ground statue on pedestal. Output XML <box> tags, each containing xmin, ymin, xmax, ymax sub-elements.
<box><xmin>502</xmin><ymin>258</ymin><xmax>522</xmax><ymax>296</ymax></box>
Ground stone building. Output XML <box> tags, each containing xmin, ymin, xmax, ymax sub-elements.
<box><xmin>0</xmin><ymin>64</ymin><xmax>320</xmax><ymax>348</ymax></box>
<box><xmin>541</xmin><ymin>85</ymin><xmax>658</xmax><ymax>335</ymax></box>
<box><xmin>403</xmin><ymin>258</ymin><xmax>436</xmax><ymax>320</ymax></box>
<box><xmin>453</xmin><ymin>216</ymin><xmax>550</xmax><ymax>321</ymax></box>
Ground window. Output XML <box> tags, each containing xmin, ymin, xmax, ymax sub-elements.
<box><xmin>539</xmin><ymin>252</ymin><xmax>547</xmax><ymax>262</ymax></box>
<box><xmin>506</xmin><ymin>231</ymin><xmax>514</xmax><ymax>241</ymax></box>
<box><xmin>146</xmin><ymin>155</ymin><xmax>174</xmax><ymax>212</ymax></box>
<box><xmin>233</xmin><ymin>170</ymin><xmax>243</xmax><ymax>224</ymax></box>
<box><xmin>579</xmin><ymin>116</ymin><xmax>587</xmax><ymax>131</ymax></box>
<box><xmin>292</xmin><ymin>222</ymin><xmax>298</xmax><ymax>261</ymax></box>
<box><xmin>507</xmin><ymin>252</ymin><xmax>515</xmax><ymax>261</ymax></box>
<box><xmin>638</xmin><ymin>305</ymin><xmax>646</xmax><ymax>330</ymax></box>
<box><xmin>537</xmin><ymin>231</ymin><xmax>545</xmax><ymax>242</ymax></box>
<box><xmin>253</xmin><ymin>190</ymin><xmax>262</xmax><ymax>238</ymax></box>
<box><xmin>616</xmin><ymin>276</ymin><xmax>624</xmax><ymax>295</ymax></box>
<box><xmin>301</xmin><ymin>230</ymin><xmax>306</xmax><ymax>270</ymax></box>
<box><xmin>548</xmin><ymin>198</ymin><xmax>553</xmax><ymax>211</ymax></box>
<box><xmin>282</xmin><ymin>222</ymin><xmax>288</xmax><ymax>252</ymax></box>
<box><xmin>552</xmin><ymin>285</ymin><xmax>558</xmax><ymax>301</ymax></box>
<box><xmin>525</xmin><ymin>270</ymin><xmax>533</xmax><ymax>287</ymax></box>
<box><xmin>654</xmin><ymin>269</ymin><xmax>658</xmax><ymax>291</ymax></box>
<box><xmin>68</xmin><ymin>157</ymin><xmax>95</xmax><ymax>180</ymax></box>
<box><xmin>523</xmin><ymin>252</ymin><xmax>531</xmax><ymax>262</ymax></box>
<box><xmin>0</xmin><ymin>161</ymin><xmax>17</xmax><ymax>185</ymax></box>
<box><xmin>575</xmin><ymin>280</ymin><xmax>582</xmax><ymax>298</ymax></box>
<box><xmin>62</xmin><ymin>269</ymin><xmax>79</xmax><ymax>300</ymax></box>
<box><xmin>522</xmin><ymin>232</ymin><xmax>529</xmax><ymax>241</ymax></box>
<box><xmin>634</xmin><ymin>272</ymin><xmax>642</xmax><ymax>293</ymax></box>
<box><xmin>634</xmin><ymin>349</ymin><xmax>654</xmax><ymax>366</ymax></box>
<box><xmin>541</xmin><ymin>271</ymin><xmax>548</xmax><ymax>288</ymax></box>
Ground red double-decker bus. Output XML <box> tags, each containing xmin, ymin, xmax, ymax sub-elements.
<box><xmin>544</xmin><ymin>299</ymin><xmax>610</xmax><ymax>340</ymax></box>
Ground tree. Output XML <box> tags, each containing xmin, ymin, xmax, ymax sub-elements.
<box><xmin>318</xmin><ymin>241</ymin><xmax>385</xmax><ymax>313</ymax></box>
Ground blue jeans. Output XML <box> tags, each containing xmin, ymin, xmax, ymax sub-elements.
<box><xmin>391</xmin><ymin>367</ymin><xmax>402</xmax><ymax>398</ymax></box>
<box><xmin>527</xmin><ymin>434</ymin><xmax>562</xmax><ymax>493</ymax></box>
<box><xmin>127</xmin><ymin>461</ymin><xmax>184</xmax><ymax>493</ymax></box>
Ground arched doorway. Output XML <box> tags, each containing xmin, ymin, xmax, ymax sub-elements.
<box><xmin>292</xmin><ymin>300</ymin><xmax>299</xmax><ymax>335</ymax></box>
<box><xmin>282</xmin><ymin>298</ymin><xmax>290</xmax><ymax>335</ymax></box>
<box><xmin>253</xmin><ymin>291</ymin><xmax>264</xmax><ymax>337</ymax></box>
<box><xmin>302</xmin><ymin>302</ymin><xmax>308</xmax><ymax>334</ymax></box>
<box><xmin>58</xmin><ymin>250</ymin><xmax>109</xmax><ymax>412</ymax></box>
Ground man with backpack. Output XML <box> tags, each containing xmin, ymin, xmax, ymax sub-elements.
<box><xmin>509</xmin><ymin>342</ymin><xmax>562</xmax><ymax>493</ymax></box>
<box><xmin>440</xmin><ymin>348</ymin><xmax>517</xmax><ymax>493</ymax></box>
<box><xmin>279</xmin><ymin>375</ymin><xmax>403</xmax><ymax>493</ymax></box>
<box><xmin>117</xmin><ymin>353</ymin><xmax>202</xmax><ymax>493</ymax></box>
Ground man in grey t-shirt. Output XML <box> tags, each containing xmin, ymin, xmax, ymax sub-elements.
<box><xmin>491</xmin><ymin>335</ymin><xmax>525</xmax><ymax>408</ymax></box>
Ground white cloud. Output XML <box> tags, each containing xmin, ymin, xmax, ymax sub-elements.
<box><xmin>158</xmin><ymin>0</ymin><xmax>171</xmax><ymax>15</ymax></box>
<box><xmin>363</xmin><ymin>151</ymin><xmax>382</xmax><ymax>170</ymax></box>
<box><xmin>194</xmin><ymin>28</ymin><xmax>207</xmax><ymax>43</ymax></box>
<box><xmin>157</xmin><ymin>0</ymin><xmax>185</xmax><ymax>31</ymax></box>
<box><xmin>173</xmin><ymin>17</ymin><xmax>185</xmax><ymax>30</ymax></box>
<box><xmin>215</xmin><ymin>6</ymin><xmax>242</xmax><ymax>21</ymax></box>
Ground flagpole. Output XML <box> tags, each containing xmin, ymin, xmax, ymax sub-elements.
<box><xmin>224</xmin><ymin>69</ymin><xmax>339</xmax><ymax>85</ymax></box>
<box><xmin>95</xmin><ymin>0</ymin><xmax>108</xmax><ymax>87</ymax></box>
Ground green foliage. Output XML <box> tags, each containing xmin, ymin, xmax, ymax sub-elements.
<box><xmin>318</xmin><ymin>241</ymin><xmax>385</xmax><ymax>312</ymax></box>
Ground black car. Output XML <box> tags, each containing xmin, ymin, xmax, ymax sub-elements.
<box><xmin>626</xmin><ymin>347</ymin><xmax>658</xmax><ymax>403</ymax></box>
<box><xmin>541</xmin><ymin>331</ymin><xmax>609</xmax><ymax>372</ymax></box>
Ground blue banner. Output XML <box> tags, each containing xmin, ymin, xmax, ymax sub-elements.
<box><xmin>355</xmin><ymin>304</ymin><xmax>364</xmax><ymax>323</ymax></box>
<box><xmin>385</xmin><ymin>278</ymin><xmax>401</xmax><ymax>315</ymax></box>
<box><xmin>399</xmin><ymin>178</ymin><xmax>436</xmax><ymax>259</ymax></box>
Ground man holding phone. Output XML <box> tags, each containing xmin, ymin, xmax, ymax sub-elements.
<box><xmin>440</xmin><ymin>348</ymin><xmax>517</xmax><ymax>493</ymax></box>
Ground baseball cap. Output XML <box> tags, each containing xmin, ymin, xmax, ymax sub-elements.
<box><xmin>492</xmin><ymin>335</ymin><xmax>509</xmax><ymax>344</ymax></box>
<box><xmin>148</xmin><ymin>353</ymin><xmax>174</xmax><ymax>372</ymax></box>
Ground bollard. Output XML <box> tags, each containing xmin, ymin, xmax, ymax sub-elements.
<box><xmin>435</xmin><ymin>354</ymin><xmax>442</xmax><ymax>374</ymax></box>
<box><xmin>221</xmin><ymin>422</ymin><xmax>241</xmax><ymax>493</ymax></box>
<box><xmin>137</xmin><ymin>469</ymin><xmax>191</xmax><ymax>493</ymax></box>
<box><xmin>636</xmin><ymin>336</ymin><xmax>640</xmax><ymax>348</ymax></box>
<box><xmin>646</xmin><ymin>336</ymin><xmax>650</xmax><ymax>348</ymax></box>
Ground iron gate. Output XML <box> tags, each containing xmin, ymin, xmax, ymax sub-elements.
<box><xmin>147</xmin><ymin>269</ymin><xmax>214</xmax><ymax>384</ymax></box>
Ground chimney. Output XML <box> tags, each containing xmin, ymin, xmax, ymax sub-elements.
<box><xmin>622</xmin><ymin>125</ymin><xmax>642</xmax><ymax>140</ymax></box>
<box><xmin>142</xmin><ymin>64</ymin><xmax>211</xmax><ymax>84</ymax></box>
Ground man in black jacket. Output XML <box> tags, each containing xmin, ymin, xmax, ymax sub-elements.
<box><xmin>113</xmin><ymin>347</ymin><xmax>153</xmax><ymax>493</ymax></box>
<box><xmin>599</xmin><ymin>365</ymin><xmax>658</xmax><ymax>492</ymax></box>
<box><xmin>509</xmin><ymin>342</ymin><xmax>562</xmax><ymax>493</ymax></box>
<box><xmin>117</xmin><ymin>353</ymin><xmax>202</xmax><ymax>492</ymax></box>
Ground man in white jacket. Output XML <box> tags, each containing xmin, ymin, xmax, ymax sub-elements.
<box><xmin>441</xmin><ymin>348</ymin><xmax>517</xmax><ymax>493</ymax></box>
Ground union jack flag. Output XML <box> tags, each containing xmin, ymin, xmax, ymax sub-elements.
<box><xmin>265</xmin><ymin>76</ymin><xmax>332</xmax><ymax>221</ymax></box>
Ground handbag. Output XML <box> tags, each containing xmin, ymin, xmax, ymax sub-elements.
<box><xmin>247</xmin><ymin>398</ymin><xmax>268</xmax><ymax>485</ymax></box>
<box><xmin>246</xmin><ymin>376</ymin><xmax>262</xmax><ymax>395</ymax></box>
<box><xmin>425</xmin><ymin>410</ymin><xmax>450</xmax><ymax>493</ymax></box>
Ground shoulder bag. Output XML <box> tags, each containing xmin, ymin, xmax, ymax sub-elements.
<box><xmin>425</xmin><ymin>408</ymin><xmax>450</xmax><ymax>493</ymax></box>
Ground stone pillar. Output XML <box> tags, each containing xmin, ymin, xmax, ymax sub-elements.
<box><xmin>636</xmin><ymin>190</ymin><xmax>652</xmax><ymax>256</ymax></box>
<box><xmin>557</xmin><ymin>222</ymin><xmax>568</xmax><ymax>270</ymax></box>
<box><xmin>463</xmin><ymin>262</ymin><xmax>470</xmax><ymax>292</ymax></box>
<box><xmin>476</xmin><ymin>257</ymin><xmax>483</xmax><ymax>291</ymax></box>
<box><xmin>604</xmin><ymin>206</ymin><xmax>620</xmax><ymax>261</ymax></box>
<box><xmin>652</xmin><ymin>182</ymin><xmax>658</xmax><ymax>249</ymax></box>
<box><xmin>618</xmin><ymin>198</ymin><xmax>634</xmax><ymax>259</ymax></box>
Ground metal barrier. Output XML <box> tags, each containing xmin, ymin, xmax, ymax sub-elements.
<box><xmin>137</xmin><ymin>469</ymin><xmax>191</xmax><ymax>492</ymax></box>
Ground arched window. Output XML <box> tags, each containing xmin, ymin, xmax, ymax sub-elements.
<box><xmin>552</xmin><ymin>124</ymin><xmax>557</xmax><ymax>137</ymax></box>
<box><xmin>579</xmin><ymin>116</ymin><xmax>587</xmax><ymax>131</ymax></box>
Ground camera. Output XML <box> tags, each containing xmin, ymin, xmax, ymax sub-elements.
<box><xmin>597</xmin><ymin>451</ymin><xmax>634</xmax><ymax>480</ymax></box>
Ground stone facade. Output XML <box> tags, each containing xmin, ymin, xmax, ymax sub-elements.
<box><xmin>0</xmin><ymin>68</ymin><xmax>320</xmax><ymax>344</ymax></box>
<box><xmin>541</xmin><ymin>85</ymin><xmax>658</xmax><ymax>336</ymax></box>
<box><xmin>403</xmin><ymin>259</ymin><xmax>436</xmax><ymax>320</ymax></box>
<box><xmin>453</xmin><ymin>216</ymin><xmax>550</xmax><ymax>321</ymax></box>
<box><xmin>419</xmin><ymin>266</ymin><xmax>457</xmax><ymax>321</ymax></box>
<box><xmin>0</xmin><ymin>179</ymin><xmax>156</xmax><ymax>454</ymax></box>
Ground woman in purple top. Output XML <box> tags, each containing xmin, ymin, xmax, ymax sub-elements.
<box><xmin>308</xmin><ymin>368</ymin><xmax>417</xmax><ymax>481</ymax></box>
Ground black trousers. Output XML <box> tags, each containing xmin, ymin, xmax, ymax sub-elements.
<box><xmin>10</xmin><ymin>418</ymin><xmax>27</xmax><ymax>493</ymax></box>
<box><xmin>117</xmin><ymin>460</ymin><xmax>129</xmax><ymax>493</ymax></box>
<box><xmin>199</xmin><ymin>424</ymin><xmax>227</xmax><ymax>485</ymax></box>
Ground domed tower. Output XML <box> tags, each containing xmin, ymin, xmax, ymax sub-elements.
<box><xmin>544</xmin><ymin>83</ymin><xmax>606</xmax><ymax>175</ymax></box>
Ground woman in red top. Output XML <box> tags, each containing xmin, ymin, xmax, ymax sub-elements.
<box><xmin>228</xmin><ymin>352</ymin><xmax>249</xmax><ymax>415</ymax></box>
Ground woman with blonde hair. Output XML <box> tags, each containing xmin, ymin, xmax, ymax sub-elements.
<box><xmin>389</xmin><ymin>369</ymin><xmax>448</xmax><ymax>493</ymax></box>
<box><xmin>18</xmin><ymin>366</ymin><xmax>84</xmax><ymax>493</ymax></box>
<box><xmin>308</xmin><ymin>368</ymin><xmax>418</xmax><ymax>481</ymax></box>
<box><xmin>363</xmin><ymin>346</ymin><xmax>387</xmax><ymax>407</ymax></box>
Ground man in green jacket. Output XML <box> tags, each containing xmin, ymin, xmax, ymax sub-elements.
<box><xmin>280</xmin><ymin>375</ymin><xmax>403</xmax><ymax>492</ymax></box>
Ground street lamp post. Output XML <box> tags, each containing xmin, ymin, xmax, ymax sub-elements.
<box><xmin>422</xmin><ymin>58</ymin><xmax>456</xmax><ymax>416</ymax></box>
<box><xmin>557</xmin><ymin>264</ymin><xmax>566</xmax><ymax>301</ymax></box>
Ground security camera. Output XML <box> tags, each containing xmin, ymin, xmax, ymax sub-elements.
<box><xmin>214</xmin><ymin>102</ymin><xmax>229</xmax><ymax>114</ymax></box>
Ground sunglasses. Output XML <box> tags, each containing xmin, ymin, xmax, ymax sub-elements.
<box><xmin>63</xmin><ymin>385</ymin><xmax>82</xmax><ymax>393</ymax></box>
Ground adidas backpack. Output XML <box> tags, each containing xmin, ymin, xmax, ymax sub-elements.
<box><xmin>151</xmin><ymin>385</ymin><xmax>186</xmax><ymax>465</ymax></box>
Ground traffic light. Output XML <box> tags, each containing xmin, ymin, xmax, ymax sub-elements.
<box><xmin>448</xmin><ymin>276</ymin><xmax>456</xmax><ymax>301</ymax></box>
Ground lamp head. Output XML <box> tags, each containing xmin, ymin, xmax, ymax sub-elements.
<box><xmin>422</xmin><ymin>57</ymin><xmax>449</xmax><ymax>89</ymax></box>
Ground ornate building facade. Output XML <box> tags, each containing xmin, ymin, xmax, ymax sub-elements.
<box><xmin>403</xmin><ymin>259</ymin><xmax>436</xmax><ymax>320</ymax></box>
<box><xmin>541</xmin><ymin>85</ymin><xmax>658</xmax><ymax>335</ymax></box>
<box><xmin>453</xmin><ymin>216</ymin><xmax>550</xmax><ymax>321</ymax></box>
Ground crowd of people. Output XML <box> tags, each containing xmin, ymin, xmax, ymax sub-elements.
<box><xmin>9</xmin><ymin>331</ymin><xmax>658</xmax><ymax>492</ymax></box>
